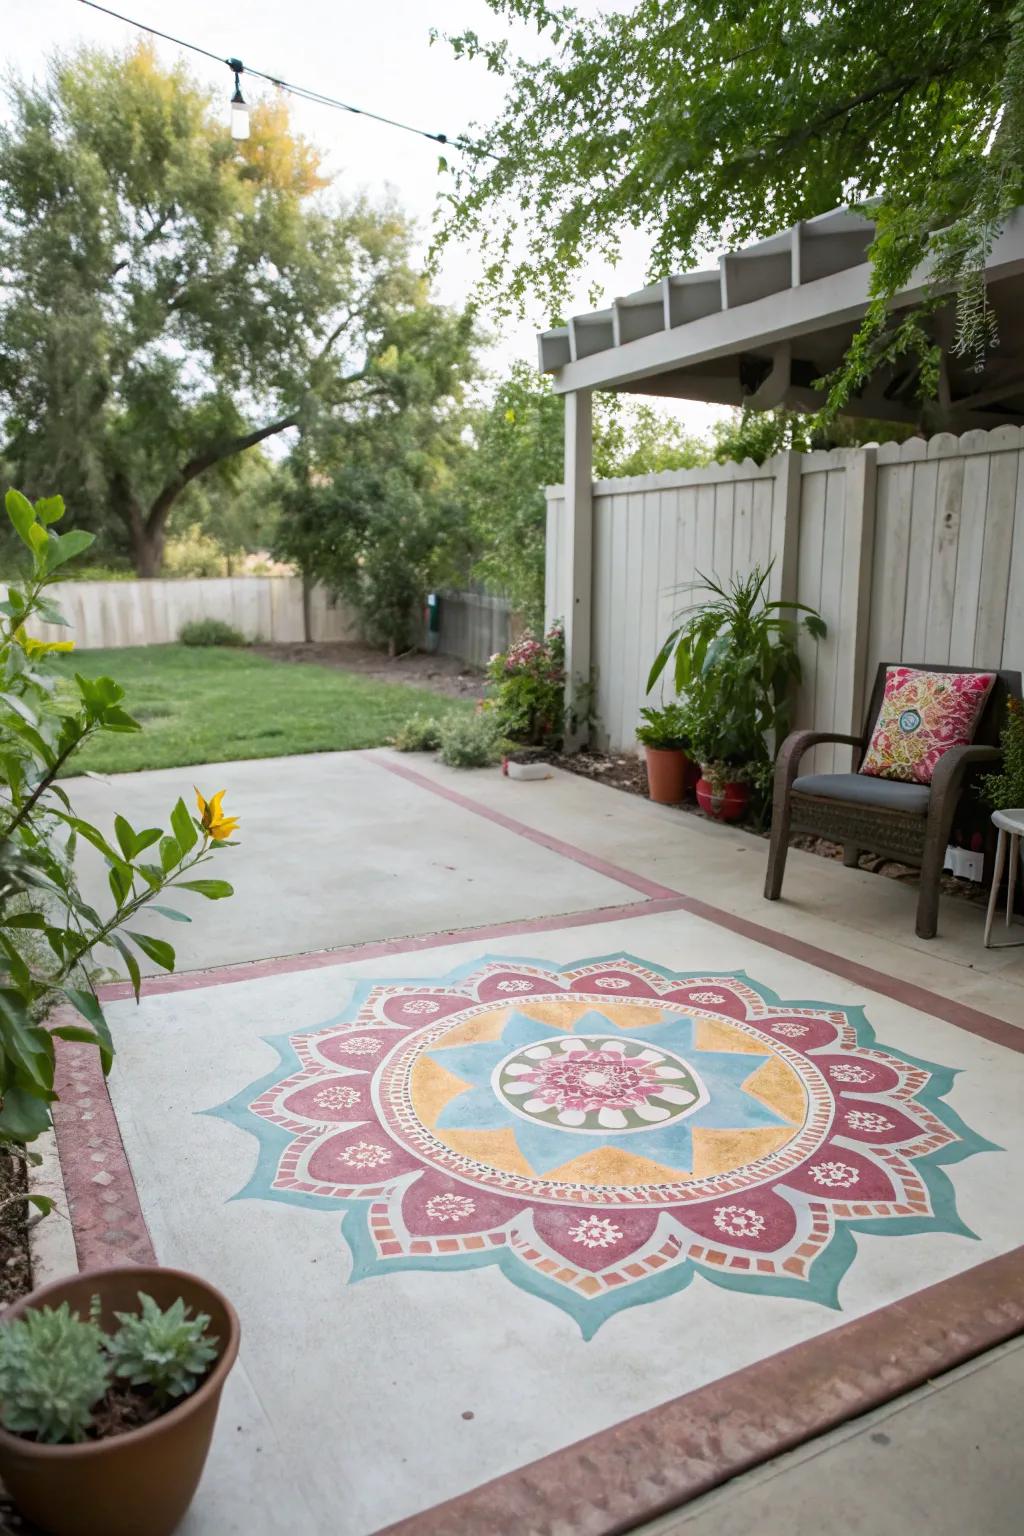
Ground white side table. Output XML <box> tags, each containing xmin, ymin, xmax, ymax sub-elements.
<box><xmin>983</xmin><ymin>808</ymin><xmax>1024</xmax><ymax>948</ymax></box>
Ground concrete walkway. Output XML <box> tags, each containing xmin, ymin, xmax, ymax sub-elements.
<box><xmin>55</xmin><ymin>751</ymin><xmax>1024</xmax><ymax>1535</ymax></box>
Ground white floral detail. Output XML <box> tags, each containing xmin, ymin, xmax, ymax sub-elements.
<box><xmin>496</xmin><ymin>979</ymin><xmax>533</xmax><ymax>994</ymax></box>
<box><xmin>314</xmin><ymin>1085</ymin><xmax>360</xmax><ymax>1110</ymax></box>
<box><xmin>400</xmin><ymin>999</ymin><xmax>440</xmax><ymax>1016</ymax></box>
<box><xmin>334</xmin><ymin>1036</ymin><xmax>383</xmax><ymax>1056</ymax></box>
<box><xmin>845</xmin><ymin>1109</ymin><xmax>894</xmax><ymax>1134</ymax></box>
<box><xmin>808</xmin><ymin>1160</ymin><xmax>860</xmax><ymax>1188</ymax></box>
<box><xmin>829</xmin><ymin>1062</ymin><xmax>873</xmax><ymax>1083</ymax></box>
<box><xmin>594</xmin><ymin>977</ymin><xmax>631</xmax><ymax>990</ymax></box>
<box><xmin>770</xmin><ymin>1021</ymin><xmax>809</xmax><ymax>1039</ymax></box>
<box><xmin>688</xmin><ymin>990</ymin><xmax>726</xmax><ymax>1004</ymax></box>
<box><xmin>338</xmin><ymin>1140</ymin><xmax>392</xmax><ymax>1169</ymax></box>
<box><xmin>568</xmin><ymin>1215</ymin><xmax>624</xmax><ymax>1249</ymax></box>
<box><xmin>712</xmin><ymin>1205</ymin><xmax>765</xmax><ymax>1239</ymax></box>
<box><xmin>425</xmin><ymin>1193</ymin><xmax>476</xmax><ymax>1222</ymax></box>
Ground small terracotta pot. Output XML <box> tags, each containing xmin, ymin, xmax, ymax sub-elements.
<box><xmin>696</xmin><ymin>776</ymin><xmax>750</xmax><ymax>822</ymax></box>
<box><xmin>0</xmin><ymin>1265</ymin><xmax>240</xmax><ymax>1536</ymax></box>
<box><xmin>643</xmin><ymin>745</ymin><xmax>687</xmax><ymax>805</ymax></box>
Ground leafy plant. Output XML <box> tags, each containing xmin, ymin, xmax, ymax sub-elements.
<box><xmin>0</xmin><ymin>488</ymin><xmax>238</xmax><ymax>1153</ymax></box>
<box><xmin>635</xmin><ymin>703</ymin><xmax>690</xmax><ymax>750</ymax></box>
<box><xmin>391</xmin><ymin>713</ymin><xmax>442</xmax><ymax>752</ymax></box>
<box><xmin>437</xmin><ymin>711</ymin><xmax>506</xmax><ymax>769</ymax></box>
<box><xmin>486</xmin><ymin>623</ymin><xmax>566</xmax><ymax>747</ymax></box>
<box><xmin>179</xmin><ymin>619</ymin><xmax>246</xmax><ymax>648</ymax></box>
<box><xmin>648</xmin><ymin>565</ymin><xmax>826</xmax><ymax>768</ymax></box>
<box><xmin>0</xmin><ymin>1302</ymin><xmax>110</xmax><ymax>1444</ymax></box>
<box><xmin>107</xmin><ymin>1293</ymin><xmax>219</xmax><ymax>1408</ymax></box>
<box><xmin>981</xmin><ymin>696</ymin><xmax>1024</xmax><ymax>810</ymax></box>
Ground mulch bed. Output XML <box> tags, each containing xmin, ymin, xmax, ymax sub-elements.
<box><xmin>0</xmin><ymin>1154</ymin><xmax>31</xmax><ymax>1310</ymax></box>
<box><xmin>252</xmin><ymin>641</ymin><xmax>487</xmax><ymax>701</ymax></box>
<box><xmin>552</xmin><ymin>750</ymin><xmax>988</xmax><ymax>907</ymax></box>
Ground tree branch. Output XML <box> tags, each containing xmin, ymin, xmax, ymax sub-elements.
<box><xmin>144</xmin><ymin>412</ymin><xmax>300</xmax><ymax>535</ymax></box>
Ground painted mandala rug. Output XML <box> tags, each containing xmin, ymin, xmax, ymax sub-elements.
<box><xmin>211</xmin><ymin>955</ymin><xmax>995</xmax><ymax>1336</ymax></box>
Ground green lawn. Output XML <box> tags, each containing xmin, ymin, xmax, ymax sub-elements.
<box><xmin>57</xmin><ymin>645</ymin><xmax>472</xmax><ymax>775</ymax></box>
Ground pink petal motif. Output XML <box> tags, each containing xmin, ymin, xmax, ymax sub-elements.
<box><xmin>662</xmin><ymin>984</ymin><xmax>746</xmax><ymax>1018</ymax></box>
<box><xmin>281</xmin><ymin>1077</ymin><xmax>370</xmax><ymax>1122</ymax></box>
<box><xmin>815</xmin><ymin>1054</ymin><xmax>903</xmax><ymax>1094</ymax></box>
<box><xmin>307</xmin><ymin>1126</ymin><xmax>421</xmax><ymax>1186</ymax></box>
<box><xmin>317</xmin><ymin>1029</ymin><xmax>402</xmax><ymax>1068</ymax></box>
<box><xmin>674</xmin><ymin>1186</ymin><xmax>798</xmax><ymax>1253</ymax></box>
<box><xmin>573</xmin><ymin>970</ymin><xmax>659</xmax><ymax>998</ymax></box>
<box><xmin>399</xmin><ymin>1170</ymin><xmax>528</xmax><ymax>1237</ymax></box>
<box><xmin>830</xmin><ymin>1098</ymin><xmax>925</xmax><ymax>1145</ymax></box>
<box><xmin>475</xmin><ymin>971</ymin><xmax>566</xmax><ymax>1002</ymax></box>
<box><xmin>380</xmin><ymin>993</ymin><xmax>471</xmax><ymax>1026</ymax></box>
<box><xmin>749</xmin><ymin>1014</ymin><xmax>840</xmax><ymax>1051</ymax></box>
<box><xmin>530</xmin><ymin>1205</ymin><xmax>661</xmax><ymax>1272</ymax></box>
<box><xmin>783</xmin><ymin>1144</ymin><xmax>899</xmax><ymax>1202</ymax></box>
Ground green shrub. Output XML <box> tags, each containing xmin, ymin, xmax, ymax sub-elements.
<box><xmin>635</xmin><ymin>702</ymin><xmax>690</xmax><ymax>749</ymax></box>
<box><xmin>179</xmin><ymin>618</ymin><xmax>246</xmax><ymax>647</ymax></box>
<box><xmin>163</xmin><ymin>522</ymin><xmax>228</xmax><ymax>578</ymax></box>
<box><xmin>107</xmin><ymin>1293</ymin><xmax>219</xmax><ymax>1407</ymax></box>
<box><xmin>0</xmin><ymin>487</ymin><xmax>239</xmax><ymax>1154</ymax></box>
<box><xmin>438</xmin><ymin>711</ymin><xmax>506</xmax><ymax>769</ymax></box>
<box><xmin>981</xmin><ymin>696</ymin><xmax>1024</xmax><ymax>810</ymax></box>
<box><xmin>486</xmin><ymin>623</ymin><xmax>566</xmax><ymax>747</ymax></box>
<box><xmin>0</xmin><ymin>1302</ymin><xmax>110</xmax><ymax>1444</ymax></box>
<box><xmin>391</xmin><ymin>713</ymin><xmax>442</xmax><ymax>752</ymax></box>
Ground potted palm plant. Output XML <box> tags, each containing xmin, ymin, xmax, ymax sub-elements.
<box><xmin>635</xmin><ymin>702</ymin><xmax>693</xmax><ymax>804</ymax></box>
<box><xmin>647</xmin><ymin>564</ymin><xmax>826</xmax><ymax>821</ymax></box>
<box><xmin>0</xmin><ymin>1264</ymin><xmax>240</xmax><ymax>1536</ymax></box>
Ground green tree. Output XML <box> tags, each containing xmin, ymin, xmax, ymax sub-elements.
<box><xmin>275</xmin><ymin>304</ymin><xmax>479</xmax><ymax>653</ymax></box>
<box><xmin>169</xmin><ymin>449</ymin><xmax>285</xmax><ymax>573</ymax></box>
<box><xmin>0</xmin><ymin>45</ymin><xmax>437</xmax><ymax>575</ymax></box>
<box><xmin>710</xmin><ymin>408</ymin><xmax>914</xmax><ymax>466</ymax></box>
<box><xmin>456</xmin><ymin>363</ymin><xmax>708</xmax><ymax>623</ymax></box>
<box><xmin>441</xmin><ymin>1</ymin><xmax>1024</xmax><ymax>412</ymax></box>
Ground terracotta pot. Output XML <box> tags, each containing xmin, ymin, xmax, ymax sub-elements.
<box><xmin>0</xmin><ymin>1265</ymin><xmax>240</xmax><ymax>1536</ymax></box>
<box><xmin>696</xmin><ymin>776</ymin><xmax>750</xmax><ymax>822</ymax></box>
<box><xmin>643</xmin><ymin>745</ymin><xmax>687</xmax><ymax>805</ymax></box>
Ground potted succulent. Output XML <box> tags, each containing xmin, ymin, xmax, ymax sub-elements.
<box><xmin>0</xmin><ymin>1264</ymin><xmax>240</xmax><ymax>1536</ymax></box>
<box><xmin>636</xmin><ymin>702</ymin><xmax>692</xmax><ymax>804</ymax></box>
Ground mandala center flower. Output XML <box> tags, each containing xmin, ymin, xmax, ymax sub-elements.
<box><xmin>494</xmin><ymin>1035</ymin><xmax>707</xmax><ymax>1133</ymax></box>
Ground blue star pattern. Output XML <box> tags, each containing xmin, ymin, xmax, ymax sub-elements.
<box><xmin>430</xmin><ymin>1006</ymin><xmax>789</xmax><ymax>1176</ymax></box>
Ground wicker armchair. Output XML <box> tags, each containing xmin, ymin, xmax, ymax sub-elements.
<box><xmin>764</xmin><ymin>663</ymin><xmax>1022</xmax><ymax>939</ymax></box>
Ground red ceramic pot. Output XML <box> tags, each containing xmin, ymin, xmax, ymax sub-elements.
<box><xmin>696</xmin><ymin>776</ymin><xmax>750</xmax><ymax>822</ymax></box>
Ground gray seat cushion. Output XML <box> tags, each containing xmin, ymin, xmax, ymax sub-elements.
<box><xmin>792</xmin><ymin>772</ymin><xmax>931</xmax><ymax>815</ymax></box>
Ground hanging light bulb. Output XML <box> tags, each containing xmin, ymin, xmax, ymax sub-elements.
<box><xmin>227</xmin><ymin>59</ymin><xmax>250</xmax><ymax>141</ymax></box>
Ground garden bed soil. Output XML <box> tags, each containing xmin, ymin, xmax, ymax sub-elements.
<box><xmin>552</xmin><ymin>750</ymin><xmax>988</xmax><ymax>907</ymax></box>
<box><xmin>0</xmin><ymin>1154</ymin><xmax>31</xmax><ymax>1308</ymax></box>
<box><xmin>252</xmin><ymin>642</ymin><xmax>487</xmax><ymax>701</ymax></box>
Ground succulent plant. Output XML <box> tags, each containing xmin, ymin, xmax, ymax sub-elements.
<box><xmin>0</xmin><ymin>1302</ymin><xmax>110</xmax><ymax>1444</ymax></box>
<box><xmin>106</xmin><ymin>1293</ymin><xmax>218</xmax><ymax>1406</ymax></box>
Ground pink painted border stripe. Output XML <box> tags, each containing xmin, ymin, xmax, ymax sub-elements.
<box><xmin>96</xmin><ymin>897</ymin><xmax>688</xmax><ymax>1002</ymax></box>
<box><xmin>371</xmin><ymin>753</ymin><xmax>680</xmax><ymax>900</ymax></box>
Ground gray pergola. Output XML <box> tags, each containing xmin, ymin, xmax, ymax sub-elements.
<box><xmin>537</xmin><ymin>205</ymin><xmax>1024</xmax><ymax>715</ymax></box>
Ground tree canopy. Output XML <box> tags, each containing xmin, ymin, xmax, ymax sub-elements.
<box><xmin>0</xmin><ymin>44</ymin><xmax>462</xmax><ymax>574</ymax></box>
<box><xmin>441</xmin><ymin>1</ymin><xmax>1024</xmax><ymax>412</ymax></box>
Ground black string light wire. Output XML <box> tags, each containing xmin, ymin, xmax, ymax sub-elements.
<box><xmin>73</xmin><ymin>0</ymin><xmax>492</xmax><ymax>157</ymax></box>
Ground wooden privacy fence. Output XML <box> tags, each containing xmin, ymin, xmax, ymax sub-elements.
<box><xmin>545</xmin><ymin>425</ymin><xmax>1024</xmax><ymax>763</ymax></box>
<box><xmin>21</xmin><ymin>576</ymin><xmax>509</xmax><ymax>670</ymax></box>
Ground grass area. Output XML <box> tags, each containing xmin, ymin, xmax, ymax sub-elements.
<box><xmin>57</xmin><ymin>645</ymin><xmax>473</xmax><ymax>775</ymax></box>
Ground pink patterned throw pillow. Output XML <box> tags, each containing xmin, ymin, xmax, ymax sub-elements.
<box><xmin>859</xmin><ymin>666</ymin><xmax>995</xmax><ymax>784</ymax></box>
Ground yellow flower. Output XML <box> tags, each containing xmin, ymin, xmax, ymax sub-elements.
<box><xmin>12</xmin><ymin>626</ymin><xmax>74</xmax><ymax>658</ymax></box>
<box><xmin>195</xmin><ymin>787</ymin><xmax>240</xmax><ymax>842</ymax></box>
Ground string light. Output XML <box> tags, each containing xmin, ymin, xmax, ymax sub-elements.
<box><xmin>227</xmin><ymin>59</ymin><xmax>250</xmax><ymax>142</ymax></box>
<box><xmin>72</xmin><ymin>0</ymin><xmax>492</xmax><ymax>158</ymax></box>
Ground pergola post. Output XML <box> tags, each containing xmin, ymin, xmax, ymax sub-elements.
<box><xmin>562</xmin><ymin>388</ymin><xmax>593</xmax><ymax>749</ymax></box>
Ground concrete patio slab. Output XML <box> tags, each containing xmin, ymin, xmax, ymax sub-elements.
<box><xmin>63</xmin><ymin>753</ymin><xmax>647</xmax><ymax>973</ymax></box>
<box><xmin>50</xmin><ymin>751</ymin><xmax>1024</xmax><ymax>1535</ymax></box>
<box><xmin>84</xmin><ymin>905</ymin><xmax>1022</xmax><ymax>1534</ymax></box>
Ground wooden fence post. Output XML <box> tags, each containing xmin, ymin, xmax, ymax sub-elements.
<box><xmin>834</xmin><ymin>447</ymin><xmax>878</xmax><ymax>764</ymax></box>
<box><xmin>563</xmin><ymin>389</ymin><xmax>594</xmax><ymax>749</ymax></box>
<box><xmin>769</xmin><ymin>450</ymin><xmax>802</xmax><ymax>604</ymax></box>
